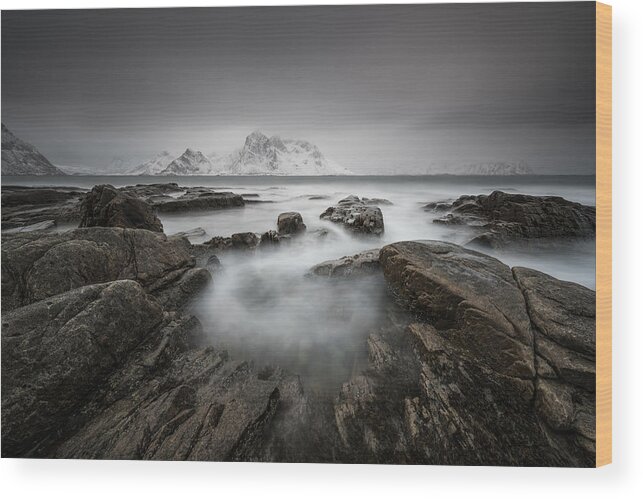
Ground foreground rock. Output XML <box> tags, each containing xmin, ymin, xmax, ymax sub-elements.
<box><xmin>425</xmin><ymin>191</ymin><xmax>596</xmax><ymax>248</ymax></box>
<box><xmin>79</xmin><ymin>184</ymin><xmax>164</xmax><ymax>232</ymax></box>
<box><xmin>320</xmin><ymin>195</ymin><xmax>384</xmax><ymax>236</ymax></box>
<box><xmin>309</xmin><ymin>249</ymin><xmax>381</xmax><ymax>278</ymax></box>
<box><xmin>1</xmin><ymin>185</ymin><xmax>84</xmax><ymax>230</ymax></box>
<box><xmin>277</xmin><ymin>212</ymin><xmax>306</xmax><ymax>235</ymax></box>
<box><xmin>121</xmin><ymin>183</ymin><xmax>245</xmax><ymax>213</ymax></box>
<box><xmin>1</xmin><ymin>227</ymin><xmax>207</xmax><ymax>312</ymax></box>
<box><xmin>1</xmin><ymin>225</ymin><xmax>316</xmax><ymax>461</ymax></box>
<box><xmin>333</xmin><ymin>240</ymin><xmax>595</xmax><ymax>466</ymax></box>
<box><xmin>1</xmin><ymin>278</ymin><xmax>310</xmax><ymax>460</ymax></box>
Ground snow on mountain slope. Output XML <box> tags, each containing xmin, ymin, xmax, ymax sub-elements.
<box><xmin>1</xmin><ymin>123</ymin><xmax>66</xmax><ymax>176</ymax></box>
<box><xmin>159</xmin><ymin>148</ymin><xmax>215</xmax><ymax>175</ymax></box>
<box><xmin>129</xmin><ymin>151</ymin><xmax>177</xmax><ymax>175</ymax></box>
<box><xmin>226</xmin><ymin>131</ymin><xmax>351</xmax><ymax>176</ymax></box>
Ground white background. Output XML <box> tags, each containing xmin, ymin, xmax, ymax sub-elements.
<box><xmin>0</xmin><ymin>0</ymin><xmax>640</xmax><ymax>497</ymax></box>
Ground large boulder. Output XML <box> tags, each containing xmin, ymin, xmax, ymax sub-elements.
<box><xmin>79</xmin><ymin>184</ymin><xmax>163</xmax><ymax>232</ymax></box>
<box><xmin>277</xmin><ymin>212</ymin><xmax>306</xmax><ymax>235</ymax></box>
<box><xmin>426</xmin><ymin>191</ymin><xmax>595</xmax><ymax>248</ymax></box>
<box><xmin>333</xmin><ymin>240</ymin><xmax>596</xmax><ymax>466</ymax></box>
<box><xmin>1</xmin><ymin>227</ymin><xmax>203</xmax><ymax>312</ymax></box>
<box><xmin>320</xmin><ymin>195</ymin><xmax>384</xmax><ymax>236</ymax></box>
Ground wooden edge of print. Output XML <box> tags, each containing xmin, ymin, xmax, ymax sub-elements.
<box><xmin>595</xmin><ymin>1</ymin><xmax>612</xmax><ymax>468</ymax></box>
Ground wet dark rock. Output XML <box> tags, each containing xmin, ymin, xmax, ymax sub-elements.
<box><xmin>362</xmin><ymin>197</ymin><xmax>393</xmax><ymax>206</ymax></box>
<box><xmin>203</xmin><ymin>232</ymin><xmax>259</xmax><ymax>253</ymax></box>
<box><xmin>260</xmin><ymin>230</ymin><xmax>281</xmax><ymax>247</ymax></box>
<box><xmin>309</xmin><ymin>249</ymin><xmax>381</xmax><ymax>278</ymax></box>
<box><xmin>277</xmin><ymin>212</ymin><xmax>306</xmax><ymax>235</ymax></box>
<box><xmin>79</xmin><ymin>184</ymin><xmax>163</xmax><ymax>232</ymax></box>
<box><xmin>320</xmin><ymin>195</ymin><xmax>384</xmax><ymax>236</ymax></box>
<box><xmin>426</xmin><ymin>191</ymin><xmax>595</xmax><ymax>248</ymax></box>
<box><xmin>1</xmin><ymin>227</ymin><xmax>199</xmax><ymax>312</ymax></box>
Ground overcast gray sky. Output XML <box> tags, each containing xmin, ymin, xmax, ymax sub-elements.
<box><xmin>2</xmin><ymin>3</ymin><xmax>595</xmax><ymax>174</ymax></box>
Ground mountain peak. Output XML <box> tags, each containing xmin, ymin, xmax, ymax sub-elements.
<box><xmin>2</xmin><ymin>123</ymin><xmax>66</xmax><ymax>176</ymax></box>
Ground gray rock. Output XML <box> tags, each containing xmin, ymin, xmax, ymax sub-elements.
<box><xmin>122</xmin><ymin>184</ymin><xmax>245</xmax><ymax>213</ymax></box>
<box><xmin>1</xmin><ymin>227</ymin><xmax>198</xmax><ymax>312</ymax></box>
<box><xmin>320</xmin><ymin>195</ymin><xmax>384</xmax><ymax>236</ymax></box>
<box><xmin>79</xmin><ymin>184</ymin><xmax>164</xmax><ymax>232</ymax></box>
<box><xmin>260</xmin><ymin>230</ymin><xmax>281</xmax><ymax>247</ymax></box>
<box><xmin>2</xmin><ymin>219</ymin><xmax>56</xmax><ymax>234</ymax></box>
<box><xmin>333</xmin><ymin>240</ymin><xmax>596</xmax><ymax>466</ymax></box>
<box><xmin>427</xmin><ymin>191</ymin><xmax>595</xmax><ymax>248</ymax></box>
<box><xmin>277</xmin><ymin>212</ymin><xmax>306</xmax><ymax>235</ymax></box>
<box><xmin>309</xmin><ymin>249</ymin><xmax>381</xmax><ymax>278</ymax></box>
<box><xmin>171</xmin><ymin>227</ymin><xmax>207</xmax><ymax>239</ymax></box>
<box><xmin>1</xmin><ymin>185</ymin><xmax>84</xmax><ymax>229</ymax></box>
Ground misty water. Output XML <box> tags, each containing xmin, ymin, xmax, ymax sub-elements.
<box><xmin>13</xmin><ymin>175</ymin><xmax>596</xmax><ymax>393</ymax></box>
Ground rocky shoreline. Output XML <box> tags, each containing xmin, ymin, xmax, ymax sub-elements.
<box><xmin>1</xmin><ymin>183</ymin><xmax>596</xmax><ymax>465</ymax></box>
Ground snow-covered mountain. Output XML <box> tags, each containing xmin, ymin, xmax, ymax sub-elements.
<box><xmin>225</xmin><ymin>131</ymin><xmax>351</xmax><ymax>176</ymax></box>
<box><xmin>1</xmin><ymin>123</ymin><xmax>66</xmax><ymax>176</ymax></box>
<box><xmin>159</xmin><ymin>148</ymin><xmax>217</xmax><ymax>175</ymax></box>
<box><xmin>129</xmin><ymin>151</ymin><xmax>177</xmax><ymax>175</ymax></box>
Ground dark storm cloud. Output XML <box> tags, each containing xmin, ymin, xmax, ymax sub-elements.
<box><xmin>1</xmin><ymin>3</ymin><xmax>596</xmax><ymax>173</ymax></box>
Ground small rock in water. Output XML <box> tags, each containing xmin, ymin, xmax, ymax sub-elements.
<box><xmin>320</xmin><ymin>195</ymin><xmax>384</xmax><ymax>236</ymax></box>
<box><xmin>277</xmin><ymin>212</ymin><xmax>306</xmax><ymax>235</ymax></box>
<box><xmin>260</xmin><ymin>229</ymin><xmax>281</xmax><ymax>247</ymax></box>
<box><xmin>171</xmin><ymin>227</ymin><xmax>207</xmax><ymax>239</ymax></box>
<box><xmin>309</xmin><ymin>249</ymin><xmax>381</xmax><ymax>278</ymax></box>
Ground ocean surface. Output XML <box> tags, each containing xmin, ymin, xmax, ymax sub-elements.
<box><xmin>4</xmin><ymin>175</ymin><xmax>596</xmax><ymax>392</ymax></box>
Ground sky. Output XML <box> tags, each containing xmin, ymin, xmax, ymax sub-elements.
<box><xmin>1</xmin><ymin>3</ymin><xmax>596</xmax><ymax>174</ymax></box>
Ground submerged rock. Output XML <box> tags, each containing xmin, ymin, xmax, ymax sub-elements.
<box><xmin>425</xmin><ymin>191</ymin><xmax>596</xmax><ymax>248</ymax></box>
<box><xmin>309</xmin><ymin>249</ymin><xmax>381</xmax><ymax>278</ymax></box>
<box><xmin>79</xmin><ymin>184</ymin><xmax>163</xmax><ymax>232</ymax></box>
<box><xmin>277</xmin><ymin>212</ymin><xmax>306</xmax><ymax>235</ymax></box>
<box><xmin>320</xmin><ymin>195</ymin><xmax>385</xmax><ymax>236</ymax></box>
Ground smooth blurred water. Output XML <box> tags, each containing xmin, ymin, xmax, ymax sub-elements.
<box><xmin>4</xmin><ymin>175</ymin><xmax>596</xmax><ymax>392</ymax></box>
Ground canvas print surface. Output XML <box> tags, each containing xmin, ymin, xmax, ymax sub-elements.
<box><xmin>1</xmin><ymin>3</ymin><xmax>599</xmax><ymax>466</ymax></box>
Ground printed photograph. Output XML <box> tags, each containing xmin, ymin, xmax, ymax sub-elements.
<box><xmin>1</xmin><ymin>3</ymin><xmax>597</xmax><ymax>466</ymax></box>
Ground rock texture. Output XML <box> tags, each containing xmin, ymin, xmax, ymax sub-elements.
<box><xmin>277</xmin><ymin>212</ymin><xmax>306</xmax><ymax>235</ymax></box>
<box><xmin>1</xmin><ymin>224</ymin><xmax>315</xmax><ymax>461</ymax></box>
<box><xmin>122</xmin><ymin>184</ymin><xmax>245</xmax><ymax>213</ymax></box>
<box><xmin>1</xmin><ymin>123</ymin><xmax>66</xmax><ymax>176</ymax></box>
<box><xmin>1</xmin><ymin>227</ymin><xmax>204</xmax><ymax>312</ymax></box>
<box><xmin>320</xmin><ymin>195</ymin><xmax>385</xmax><ymax>236</ymax></box>
<box><xmin>1</xmin><ymin>185</ymin><xmax>84</xmax><ymax>230</ymax></box>
<box><xmin>426</xmin><ymin>191</ymin><xmax>595</xmax><ymax>248</ymax></box>
<box><xmin>333</xmin><ymin>241</ymin><xmax>595</xmax><ymax>466</ymax></box>
<box><xmin>79</xmin><ymin>184</ymin><xmax>164</xmax><ymax>232</ymax></box>
<box><xmin>309</xmin><ymin>249</ymin><xmax>381</xmax><ymax>278</ymax></box>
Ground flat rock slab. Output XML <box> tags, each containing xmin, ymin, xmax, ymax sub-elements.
<box><xmin>425</xmin><ymin>191</ymin><xmax>596</xmax><ymax>248</ymax></box>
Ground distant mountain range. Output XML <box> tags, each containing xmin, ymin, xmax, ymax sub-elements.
<box><xmin>1</xmin><ymin>123</ymin><xmax>66</xmax><ymax>175</ymax></box>
<box><xmin>126</xmin><ymin>131</ymin><xmax>352</xmax><ymax>176</ymax></box>
<box><xmin>2</xmin><ymin>125</ymin><xmax>542</xmax><ymax>177</ymax></box>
